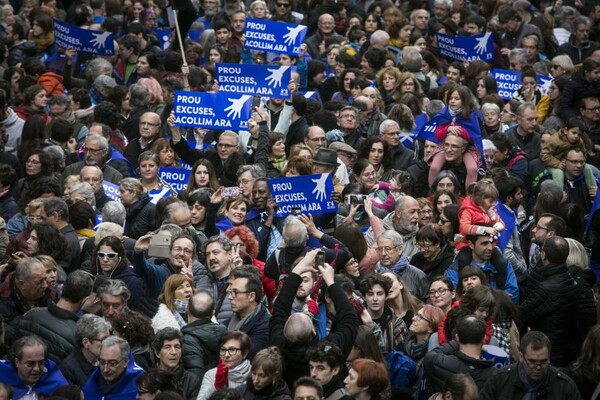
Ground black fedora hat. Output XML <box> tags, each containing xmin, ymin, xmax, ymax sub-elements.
<box><xmin>312</xmin><ymin>148</ymin><xmax>340</xmax><ymax>167</ymax></box>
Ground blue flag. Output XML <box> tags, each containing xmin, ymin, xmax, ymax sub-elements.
<box><xmin>496</xmin><ymin>201</ymin><xmax>517</xmax><ymax>252</ymax></box>
<box><xmin>216</xmin><ymin>63</ymin><xmax>291</xmax><ymax>98</ymax></box>
<box><xmin>102</xmin><ymin>181</ymin><xmax>120</xmax><ymax>202</ymax></box>
<box><xmin>53</xmin><ymin>19</ymin><xmax>114</xmax><ymax>55</ymax></box>
<box><xmin>416</xmin><ymin>107</ymin><xmax>486</xmax><ymax>167</ymax></box>
<box><xmin>435</xmin><ymin>32</ymin><xmax>493</xmax><ymax>62</ymax></box>
<box><xmin>152</xmin><ymin>28</ymin><xmax>171</xmax><ymax>49</ymax></box>
<box><xmin>173</xmin><ymin>90</ymin><xmax>251</xmax><ymax>130</ymax></box>
<box><xmin>159</xmin><ymin>167</ymin><xmax>191</xmax><ymax>193</ymax></box>
<box><xmin>586</xmin><ymin>194</ymin><xmax>600</xmax><ymax>234</ymax></box>
<box><xmin>492</xmin><ymin>69</ymin><xmax>521</xmax><ymax>100</ymax></box>
<box><xmin>244</xmin><ymin>18</ymin><xmax>307</xmax><ymax>56</ymax></box>
<box><xmin>269</xmin><ymin>173</ymin><xmax>338</xmax><ymax>217</ymax></box>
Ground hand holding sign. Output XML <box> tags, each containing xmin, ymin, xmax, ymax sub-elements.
<box><xmin>283</xmin><ymin>25</ymin><xmax>305</xmax><ymax>46</ymax></box>
<box><xmin>90</xmin><ymin>31</ymin><xmax>112</xmax><ymax>49</ymax></box>
<box><xmin>311</xmin><ymin>173</ymin><xmax>328</xmax><ymax>202</ymax></box>
<box><xmin>474</xmin><ymin>32</ymin><xmax>491</xmax><ymax>55</ymax></box>
<box><xmin>225</xmin><ymin>95</ymin><xmax>252</xmax><ymax>120</ymax></box>
<box><xmin>266</xmin><ymin>66</ymin><xmax>289</xmax><ymax>88</ymax></box>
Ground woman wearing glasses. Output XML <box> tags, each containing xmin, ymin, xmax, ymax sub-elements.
<box><xmin>398</xmin><ymin>304</ymin><xmax>444</xmax><ymax>369</ymax></box>
<box><xmin>87</xmin><ymin>236</ymin><xmax>156</xmax><ymax>318</ymax></box>
<box><xmin>426</xmin><ymin>277</ymin><xmax>455</xmax><ymax>315</ymax></box>
<box><xmin>410</xmin><ymin>224</ymin><xmax>455</xmax><ymax>279</ymax></box>
<box><xmin>197</xmin><ymin>331</ymin><xmax>251</xmax><ymax>400</ymax></box>
<box><xmin>15</xmin><ymin>149</ymin><xmax>54</xmax><ymax>200</ymax></box>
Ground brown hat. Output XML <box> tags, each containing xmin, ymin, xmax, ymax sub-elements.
<box><xmin>329</xmin><ymin>141</ymin><xmax>357</xmax><ymax>156</ymax></box>
<box><xmin>312</xmin><ymin>148</ymin><xmax>340</xmax><ymax>167</ymax></box>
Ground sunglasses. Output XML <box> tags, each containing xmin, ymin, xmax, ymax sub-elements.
<box><xmin>97</xmin><ymin>252</ymin><xmax>119</xmax><ymax>259</ymax></box>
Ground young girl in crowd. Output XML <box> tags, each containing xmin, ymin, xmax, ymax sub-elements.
<box><xmin>540</xmin><ymin>118</ymin><xmax>597</xmax><ymax>192</ymax></box>
<box><xmin>428</xmin><ymin>86</ymin><xmax>483</xmax><ymax>189</ymax></box>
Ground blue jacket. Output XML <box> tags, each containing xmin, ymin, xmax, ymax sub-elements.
<box><xmin>83</xmin><ymin>354</ymin><xmax>144</xmax><ymax>400</ymax></box>
<box><xmin>0</xmin><ymin>358</ymin><xmax>67</xmax><ymax>398</ymax></box>
<box><xmin>446</xmin><ymin>259</ymin><xmax>519</xmax><ymax>304</ymax></box>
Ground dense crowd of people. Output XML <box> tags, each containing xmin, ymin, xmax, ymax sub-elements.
<box><xmin>1</xmin><ymin>0</ymin><xmax>600</xmax><ymax>398</ymax></box>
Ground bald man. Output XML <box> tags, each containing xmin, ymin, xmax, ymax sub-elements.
<box><xmin>124</xmin><ymin>112</ymin><xmax>162</xmax><ymax>167</ymax></box>
<box><xmin>305</xmin><ymin>14</ymin><xmax>345</xmax><ymax>59</ymax></box>
<box><xmin>270</xmin><ymin>250</ymin><xmax>358</xmax><ymax>388</ymax></box>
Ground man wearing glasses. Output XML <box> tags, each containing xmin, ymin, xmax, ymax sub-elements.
<box><xmin>62</xmin><ymin>134</ymin><xmax>123</xmax><ymax>185</ymax></box>
<box><xmin>0</xmin><ymin>336</ymin><xmax>67</xmax><ymax>398</ymax></box>
<box><xmin>481</xmin><ymin>331</ymin><xmax>580</xmax><ymax>399</ymax></box>
<box><xmin>83</xmin><ymin>336</ymin><xmax>144</xmax><ymax>400</ymax></box>
<box><xmin>529</xmin><ymin>212</ymin><xmax>566</xmax><ymax>268</ymax></box>
<box><xmin>562</xmin><ymin>148</ymin><xmax>597</xmax><ymax>216</ymax></box>
<box><xmin>125</xmin><ymin>112</ymin><xmax>162</xmax><ymax>168</ymax></box>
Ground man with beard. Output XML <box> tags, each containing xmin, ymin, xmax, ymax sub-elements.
<box><xmin>446</xmin><ymin>234</ymin><xmax>519</xmax><ymax>303</ymax></box>
<box><xmin>366</xmin><ymin>195</ymin><xmax>421</xmax><ymax>260</ymax></box>
<box><xmin>196</xmin><ymin>236</ymin><xmax>236</xmax><ymax>325</ymax></box>
<box><xmin>62</xmin><ymin>135</ymin><xmax>123</xmax><ymax>185</ymax></box>
<box><xmin>133</xmin><ymin>234</ymin><xmax>198</xmax><ymax>299</ymax></box>
<box><xmin>495</xmin><ymin>176</ymin><xmax>527</xmax><ymax>283</ymax></box>
<box><xmin>375</xmin><ymin>230</ymin><xmax>428</xmax><ymax>301</ymax></box>
<box><xmin>246</xmin><ymin>178</ymin><xmax>285</xmax><ymax>261</ymax></box>
<box><xmin>292</xmin><ymin>270</ymin><xmax>318</xmax><ymax>318</ymax></box>
<box><xmin>528</xmin><ymin>213</ymin><xmax>566</xmax><ymax>268</ymax></box>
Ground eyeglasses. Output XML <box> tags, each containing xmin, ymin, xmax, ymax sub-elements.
<box><xmin>362</xmin><ymin>171</ymin><xmax>376</xmax><ymax>178</ymax></box>
<box><xmin>172</xmin><ymin>247</ymin><xmax>194</xmax><ymax>255</ymax></box>
<box><xmin>584</xmin><ymin>107</ymin><xmax>600</xmax><ymax>112</ymax></box>
<box><xmin>97</xmin><ymin>252</ymin><xmax>119</xmax><ymax>259</ymax></box>
<box><xmin>27</xmin><ymin>216</ymin><xmax>43</xmax><ymax>222</ymax></box>
<box><xmin>99</xmin><ymin>359</ymin><xmax>125</xmax><ymax>368</ymax></box>
<box><xmin>523</xmin><ymin>358</ymin><xmax>549</xmax><ymax>369</ymax></box>
<box><xmin>413</xmin><ymin>312</ymin><xmax>431</xmax><ymax>323</ymax></box>
<box><xmin>83</xmin><ymin>147</ymin><xmax>106</xmax><ymax>154</ymax></box>
<box><xmin>428</xmin><ymin>288</ymin><xmax>450</xmax><ymax>297</ymax></box>
<box><xmin>533</xmin><ymin>224</ymin><xmax>549</xmax><ymax>232</ymax></box>
<box><xmin>565</xmin><ymin>159</ymin><xmax>586</xmax><ymax>165</ymax></box>
<box><xmin>22</xmin><ymin>360</ymin><xmax>45</xmax><ymax>368</ymax></box>
<box><xmin>417</xmin><ymin>242</ymin><xmax>436</xmax><ymax>249</ymax></box>
<box><xmin>139</xmin><ymin>121</ymin><xmax>160</xmax><ymax>127</ymax></box>
<box><xmin>377</xmin><ymin>245</ymin><xmax>399</xmax><ymax>254</ymax></box>
<box><xmin>443</xmin><ymin>143</ymin><xmax>465</xmax><ymax>151</ymax></box>
<box><xmin>276</xmin><ymin>2</ymin><xmax>291</xmax><ymax>7</ymax></box>
<box><xmin>26</xmin><ymin>159</ymin><xmax>41</xmax><ymax>165</ymax></box>
<box><xmin>418</xmin><ymin>209</ymin><xmax>433</xmax><ymax>216</ymax></box>
<box><xmin>219</xmin><ymin>347</ymin><xmax>241</xmax><ymax>356</ymax></box>
<box><xmin>238</xmin><ymin>179</ymin><xmax>254</xmax><ymax>185</ymax></box>
<box><xmin>226</xmin><ymin>289</ymin><xmax>251</xmax><ymax>298</ymax></box>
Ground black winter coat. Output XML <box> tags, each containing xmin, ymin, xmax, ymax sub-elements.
<box><xmin>565</xmin><ymin>364</ymin><xmax>599</xmax><ymax>400</ymax></box>
<box><xmin>59</xmin><ymin>347</ymin><xmax>96</xmax><ymax>386</ymax></box>
<box><xmin>568</xmin><ymin>265</ymin><xmax>598</xmax><ymax>350</ymax></box>
<box><xmin>174</xmin><ymin>364</ymin><xmax>202</xmax><ymax>400</ymax></box>
<box><xmin>124</xmin><ymin>193</ymin><xmax>157</xmax><ymax>240</ymax></box>
<box><xmin>410</xmin><ymin>241</ymin><xmax>455</xmax><ymax>278</ymax></box>
<box><xmin>237</xmin><ymin>378</ymin><xmax>292</xmax><ymax>400</ymax></box>
<box><xmin>423</xmin><ymin>340</ymin><xmax>495</xmax><ymax>396</ymax></box>
<box><xmin>520</xmin><ymin>263</ymin><xmax>579</xmax><ymax>367</ymax></box>
<box><xmin>181</xmin><ymin>319</ymin><xmax>227</xmax><ymax>380</ymax></box>
<box><xmin>480</xmin><ymin>363</ymin><xmax>582</xmax><ymax>400</ymax></box>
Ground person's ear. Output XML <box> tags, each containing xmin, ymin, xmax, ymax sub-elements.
<box><xmin>332</xmin><ymin>366</ymin><xmax>340</xmax><ymax>376</ymax></box>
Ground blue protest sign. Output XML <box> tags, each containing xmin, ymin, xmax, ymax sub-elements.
<box><xmin>301</xmin><ymin>91</ymin><xmax>318</xmax><ymax>99</ymax></box>
<box><xmin>269</xmin><ymin>173</ymin><xmax>338</xmax><ymax>217</ymax></box>
<box><xmin>152</xmin><ymin>28</ymin><xmax>171</xmax><ymax>50</ymax></box>
<box><xmin>103</xmin><ymin>181</ymin><xmax>120</xmax><ymax>202</ymax></box>
<box><xmin>216</xmin><ymin>63</ymin><xmax>291</xmax><ymax>98</ymax></box>
<box><xmin>244</xmin><ymin>18</ymin><xmax>307</xmax><ymax>56</ymax></box>
<box><xmin>148</xmin><ymin>187</ymin><xmax>172</xmax><ymax>204</ymax></box>
<box><xmin>159</xmin><ymin>167</ymin><xmax>191</xmax><ymax>193</ymax></box>
<box><xmin>537</xmin><ymin>74</ymin><xmax>553</xmax><ymax>94</ymax></box>
<box><xmin>492</xmin><ymin>69</ymin><xmax>521</xmax><ymax>100</ymax></box>
<box><xmin>173</xmin><ymin>90</ymin><xmax>251</xmax><ymax>130</ymax></box>
<box><xmin>435</xmin><ymin>32</ymin><xmax>493</xmax><ymax>62</ymax></box>
<box><xmin>53</xmin><ymin>19</ymin><xmax>114</xmax><ymax>55</ymax></box>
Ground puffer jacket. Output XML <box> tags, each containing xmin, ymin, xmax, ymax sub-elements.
<box><xmin>480</xmin><ymin>363</ymin><xmax>581</xmax><ymax>400</ymax></box>
<box><xmin>181</xmin><ymin>319</ymin><xmax>227</xmax><ymax>380</ymax></box>
<box><xmin>520</xmin><ymin>263</ymin><xmax>579</xmax><ymax>367</ymax></box>
<box><xmin>410</xmin><ymin>241</ymin><xmax>455</xmax><ymax>278</ymax></box>
<box><xmin>124</xmin><ymin>193</ymin><xmax>157</xmax><ymax>240</ymax></box>
<box><xmin>195</xmin><ymin>272</ymin><xmax>233</xmax><ymax>326</ymax></box>
<box><xmin>237</xmin><ymin>377</ymin><xmax>292</xmax><ymax>400</ymax></box>
<box><xmin>423</xmin><ymin>340</ymin><xmax>495</xmax><ymax>396</ymax></box>
<box><xmin>17</xmin><ymin>302</ymin><xmax>79</xmax><ymax>364</ymax></box>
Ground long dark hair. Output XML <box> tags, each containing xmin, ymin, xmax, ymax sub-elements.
<box><xmin>356</xmin><ymin>137</ymin><xmax>393</xmax><ymax>171</ymax></box>
<box><xmin>183</xmin><ymin>159</ymin><xmax>219</xmax><ymax>200</ymax></box>
<box><xmin>31</xmin><ymin>222</ymin><xmax>69</xmax><ymax>264</ymax></box>
<box><xmin>91</xmin><ymin>236</ymin><xmax>127</xmax><ymax>276</ymax></box>
<box><xmin>333</xmin><ymin>221</ymin><xmax>368</xmax><ymax>262</ymax></box>
<box><xmin>22</xmin><ymin>149</ymin><xmax>54</xmax><ymax>179</ymax></box>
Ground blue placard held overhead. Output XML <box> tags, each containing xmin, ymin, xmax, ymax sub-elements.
<box><xmin>269</xmin><ymin>174</ymin><xmax>338</xmax><ymax>217</ymax></box>
<box><xmin>216</xmin><ymin>63</ymin><xmax>291</xmax><ymax>98</ymax></box>
<box><xmin>159</xmin><ymin>167</ymin><xmax>191</xmax><ymax>193</ymax></box>
<box><xmin>173</xmin><ymin>90</ymin><xmax>252</xmax><ymax>130</ymax></box>
<box><xmin>493</xmin><ymin>69</ymin><xmax>522</xmax><ymax>100</ymax></box>
<box><xmin>103</xmin><ymin>181</ymin><xmax>121</xmax><ymax>202</ymax></box>
<box><xmin>435</xmin><ymin>32</ymin><xmax>493</xmax><ymax>62</ymax></box>
<box><xmin>244</xmin><ymin>18</ymin><xmax>307</xmax><ymax>56</ymax></box>
<box><xmin>53</xmin><ymin>19</ymin><xmax>114</xmax><ymax>55</ymax></box>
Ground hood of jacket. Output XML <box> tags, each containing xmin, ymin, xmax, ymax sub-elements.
<box><xmin>83</xmin><ymin>353</ymin><xmax>144</xmax><ymax>400</ymax></box>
